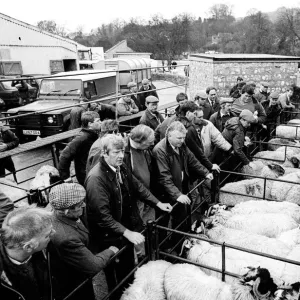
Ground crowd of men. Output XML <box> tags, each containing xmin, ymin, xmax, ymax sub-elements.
<box><xmin>0</xmin><ymin>77</ymin><xmax>297</xmax><ymax>300</ymax></box>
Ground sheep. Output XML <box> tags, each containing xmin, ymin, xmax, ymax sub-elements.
<box><xmin>120</xmin><ymin>260</ymin><xmax>171</xmax><ymax>300</ymax></box>
<box><xmin>274</xmin><ymin>282</ymin><xmax>300</xmax><ymax>300</ymax></box>
<box><xmin>183</xmin><ymin>238</ymin><xmax>285</xmax><ymax>285</ymax></box>
<box><xmin>279</xmin><ymin>245</ymin><xmax>300</xmax><ymax>284</ymax></box>
<box><xmin>164</xmin><ymin>264</ymin><xmax>277</xmax><ymax>300</ymax></box>
<box><xmin>277</xmin><ymin>227</ymin><xmax>300</xmax><ymax>248</ymax></box>
<box><xmin>241</xmin><ymin>162</ymin><xmax>285</xmax><ymax>179</ymax></box>
<box><xmin>215</xmin><ymin>213</ymin><xmax>298</xmax><ymax>238</ymax></box>
<box><xmin>268</xmin><ymin>138</ymin><xmax>298</xmax><ymax>151</ymax></box>
<box><xmin>270</xmin><ymin>171</ymin><xmax>300</xmax><ymax>204</ymax></box>
<box><xmin>197</xmin><ymin>222</ymin><xmax>292</xmax><ymax>258</ymax></box>
<box><xmin>219</xmin><ymin>178</ymin><xmax>274</xmax><ymax>206</ymax></box>
<box><xmin>0</xmin><ymin>178</ymin><xmax>28</xmax><ymax>207</ymax></box>
<box><xmin>276</xmin><ymin>125</ymin><xmax>300</xmax><ymax>140</ymax></box>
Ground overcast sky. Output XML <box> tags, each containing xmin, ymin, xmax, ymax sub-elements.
<box><xmin>2</xmin><ymin>0</ymin><xmax>300</xmax><ymax>33</ymax></box>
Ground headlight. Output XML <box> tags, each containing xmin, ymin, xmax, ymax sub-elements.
<box><xmin>47</xmin><ymin>117</ymin><xmax>54</xmax><ymax>124</ymax></box>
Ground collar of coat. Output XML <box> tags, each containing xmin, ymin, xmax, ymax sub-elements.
<box><xmin>99</xmin><ymin>157</ymin><xmax>127</xmax><ymax>182</ymax></box>
<box><xmin>164</xmin><ymin>136</ymin><xmax>188</xmax><ymax>155</ymax></box>
<box><xmin>53</xmin><ymin>212</ymin><xmax>89</xmax><ymax>233</ymax></box>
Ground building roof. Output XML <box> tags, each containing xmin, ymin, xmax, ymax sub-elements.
<box><xmin>190</xmin><ymin>53</ymin><xmax>300</xmax><ymax>62</ymax></box>
<box><xmin>105</xmin><ymin>40</ymin><xmax>134</xmax><ymax>54</ymax></box>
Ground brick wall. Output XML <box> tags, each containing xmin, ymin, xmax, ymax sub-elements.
<box><xmin>189</xmin><ymin>55</ymin><xmax>299</xmax><ymax>99</ymax></box>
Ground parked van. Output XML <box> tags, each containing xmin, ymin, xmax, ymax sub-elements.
<box><xmin>5</xmin><ymin>70</ymin><xmax>117</xmax><ymax>140</ymax></box>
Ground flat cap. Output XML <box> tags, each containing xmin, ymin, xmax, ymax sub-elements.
<box><xmin>220</xmin><ymin>98</ymin><xmax>234</xmax><ymax>105</ymax></box>
<box><xmin>142</xmin><ymin>78</ymin><xmax>150</xmax><ymax>85</ymax></box>
<box><xmin>127</xmin><ymin>82</ymin><xmax>137</xmax><ymax>88</ymax></box>
<box><xmin>270</xmin><ymin>92</ymin><xmax>279</xmax><ymax>99</ymax></box>
<box><xmin>49</xmin><ymin>183</ymin><xmax>86</xmax><ymax>210</ymax></box>
<box><xmin>146</xmin><ymin>95</ymin><xmax>159</xmax><ymax>103</ymax></box>
<box><xmin>240</xmin><ymin>109</ymin><xmax>256</xmax><ymax>123</ymax></box>
<box><xmin>195</xmin><ymin>91</ymin><xmax>208</xmax><ymax>99</ymax></box>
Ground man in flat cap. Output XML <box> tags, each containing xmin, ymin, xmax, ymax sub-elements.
<box><xmin>137</xmin><ymin>79</ymin><xmax>159</xmax><ymax>111</ymax></box>
<box><xmin>139</xmin><ymin>95</ymin><xmax>164</xmax><ymax>130</ymax></box>
<box><xmin>254</xmin><ymin>82</ymin><xmax>270</xmax><ymax>103</ymax></box>
<box><xmin>212</xmin><ymin>109</ymin><xmax>257</xmax><ymax>168</ymax></box>
<box><xmin>209</xmin><ymin>98</ymin><xmax>235</xmax><ymax>133</ymax></box>
<box><xmin>48</xmin><ymin>183</ymin><xmax>118</xmax><ymax>300</ymax></box>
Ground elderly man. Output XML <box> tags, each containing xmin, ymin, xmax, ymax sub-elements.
<box><xmin>153</xmin><ymin>121</ymin><xmax>213</xmax><ymax>250</ymax></box>
<box><xmin>137</xmin><ymin>78</ymin><xmax>159</xmax><ymax>111</ymax></box>
<box><xmin>0</xmin><ymin>206</ymin><xmax>54</xmax><ymax>300</ymax></box>
<box><xmin>209</xmin><ymin>98</ymin><xmax>235</xmax><ymax>133</ymax></box>
<box><xmin>116</xmin><ymin>91</ymin><xmax>139</xmax><ymax>116</ymax></box>
<box><xmin>127</xmin><ymin>82</ymin><xmax>142</xmax><ymax>110</ymax></box>
<box><xmin>58</xmin><ymin>111</ymin><xmax>101</xmax><ymax>185</ymax></box>
<box><xmin>155</xmin><ymin>92</ymin><xmax>188</xmax><ymax>143</ymax></box>
<box><xmin>139</xmin><ymin>95</ymin><xmax>164</xmax><ymax>130</ymax></box>
<box><xmin>212</xmin><ymin>109</ymin><xmax>257</xmax><ymax>168</ymax></box>
<box><xmin>85</xmin><ymin>134</ymin><xmax>169</xmax><ymax>289</ymax></box>
<box><xmin>48</xmin><ymin>183</ymin><xmax>118</xmax><ymax>300</ymax></box>
<box><xmin>231</xmin><ymin>84</ymin><xmax>266</xmax><ymax>125</ymax></box>
<box><xmin>0</xmin><ymin>121</ymin><xmax>19</xmax><ymax>178</ymax></box>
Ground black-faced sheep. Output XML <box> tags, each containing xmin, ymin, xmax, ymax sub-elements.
<box><xmin>274</xmin><ymin>282</ymin><xmax>300</xmax><ymax>300</ymax></box>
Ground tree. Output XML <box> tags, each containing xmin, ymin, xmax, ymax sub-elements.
<box><xmin>37</xmin><ymin>20</ymin><xmax>68</xmax><ymax>37</ymax></box>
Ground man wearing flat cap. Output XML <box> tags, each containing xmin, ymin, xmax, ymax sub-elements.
<box><xmin>212</xmin><ymin>109</ymin><xmax>256</xmax><ymax>168</ymax></box>
<box><xmin>137</xmin><ymin>78</ymin><xmax>159</xmax><ymax>111</ymax></box>
<box><xmin>254</xmin><ymin>82</ymin><xmax>270</xmax><ymax>103</ymax></box>
<box><xmin>209</xmin><ymin>98</ymin><xmax>235</xmax><ymax>133</ymax></box>
<box><xmin>48</xmin><ymin>183</ymin><xmax>118</xmax><ymax>300</ymax></box>
<box><xmin>139</xmin><ymin>95</ymin><xmax>164</xmax><ymax>130</ymax></box>
<box><xmin>194</xmin><ymin>90</ymin><xmax>218</xmax><ymax>120</ymax></box>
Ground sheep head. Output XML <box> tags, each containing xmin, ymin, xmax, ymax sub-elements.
<box><xmin>241</xmin><ymin>267</ymin><xmax>277</xmax><ymax>298</ymax></box>
<box><xmin>275</xmin><ymin>282</ymin><xmax>300</xmax><ymax>300</ymax></box>
<box><xmin>290</xmin><ymin>157</ymin><xmax>300</xmax><ymax>168</ymax></box>
<box><xmin>267</xmin><ymin>163</ymin><xmax>285</xmax><ymax>177</ymax></box>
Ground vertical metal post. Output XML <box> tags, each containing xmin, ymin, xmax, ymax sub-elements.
<box><xmin>221</xmin><ymin>242</ymin><xmax>226</xmax><ymax>282</ymax></box>
<box><xmin>184</xmin><ymin>69</ymin><xmax>188</xmax><ymax>95</ymax></box>
<box><xmin>263</xmin><ymin>177</ymin><xmax>267</xmax><ymax>200</ymax></box>
<box><xmin>153</xmin><ymin>222</ymin><xmax>160</xmax><ymax>260</ymax></box>
<box><xmin>211</xmin><ymin>171</ymin><xmax>219</xmax><ymax>204</ymax></box>
<box><xmin>146</xmin><ymin>220</ymin><xmax>154</xmax><ymax>261</ymax></box>
<box><xmin>186</xmin><ymin>204</ymin><xmax>192</xmax><ymax>233</ymax></box>
<box><xmin>51</xmin><ymin>144</ymin><xmax>59</xmax><ymax>169</ymax></box>
<box><xmin>115</xmin><ymin>64</ymin><xmax>120</xmax><ymax>123</ymax></box>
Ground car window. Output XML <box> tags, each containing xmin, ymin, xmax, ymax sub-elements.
<box><xmin>39</xmin><ymin>79</ymin><xmax>81</xmax><ymax>95</ymax></box>
<box><xmin>83</xmin><ymin>80</ymin><xmax>97</xmax><ymax>97</ymax></box>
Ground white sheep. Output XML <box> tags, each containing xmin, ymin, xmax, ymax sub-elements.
<box><xmin>217</xmin><ymin>213</ymin><xmax>297</xmax><ymax>238</ymax></box>
<box><xmin>270</xmin><ymin>171</ymin><xmax>300</xmax><ymax>204</ymax></box>
<box><xmin>241</xmin><ymin>162</ymin><xmax>285</xmax><ymax>179</ymax></box>
<box><xmin>280</xmin><ymin>245</ymin><xmax>300</xmax><ymax>284</ymax></box>
<box><xmin>200</xmin><ymin>223</ymin><xmax>292</xmax><ymax>258</ymax></box>
<box><xmin>231</xmin><ymin>201</ymin><xmax>300</xmax><ymax>223</ymax></box>
<box><xmin>164</xmin><ymin>263</ymin><xmax>277</xmax><ymax>300</ymax></box>
<box><xmin>278</xmin><ymin>227</ymin><xmax>300</xmax><ymax>248</ymax></box>
<box><xmin>120</xmin><ymin>260</ymin><xmax>171</xmax><ymax>300</ymax></box>
<box><xmin>276</xmin><ymin>125</ymin><xmax>300</xmax><ymax>140</ymax></box>
<box><xmin>268</xmin><ymin>138</ymin><xmax>298</xmax><ymax>151</ymax></box>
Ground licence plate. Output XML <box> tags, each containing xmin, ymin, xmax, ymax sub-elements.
<box><xmin>23</xmin><ymin>130</ymin><xmax>40</xmax><ymax>135</ymax></box>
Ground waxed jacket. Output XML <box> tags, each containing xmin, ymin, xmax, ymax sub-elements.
<box><xmin>137</xmin><ymin>84</ymin><xmax>159</xmax><ymax>111</ymax></box>
<box><xmin>58</xmin><ymin>128</ymin><xmax>98</xmax><ymax>185</ymax></box>
<box><xmin>222</xmin><ymin>117</ymin><xmax>250</xmax><ymax>165</ymax></box>
<box><xmin>139</xmin><ymin>109</ymin><xmax>164</xmax><ymax>130</ymax></box>
<box><xmin>0</xmin><ymin>190</ymin><xmax>13</xmax><ymax>227</ymax></box>
<box><xmin>49</xmin><ymin>213</ymin><xmax>114</xmax><ymax>300</ymax></box>
<box><xmin>85</xmin><ymin>158</ymin><xmax>158</xmax><ymax>250</ymax></box>
<box><xmin>209</xmin><ymin>110</ymin><xmax>235</xmax><ymax>133</ymax></box>
<box><xmin>262</xmin><ymin>100</ymin><xmax>282</xmax><ymax>124</ymax></box>
<box><xmin>200</xmin><ymin>99</ymin><xmax>220</xmax><ymax>120</ymax></box>
<box><xmin>0</xmin><ymin>241</ymin><xmax>51</xmax><ymax>300</ymax></box>
<box><xmin>152</xmin><ymin>137</ymin><xmax>209</xmax><ymax>203</ymax></box>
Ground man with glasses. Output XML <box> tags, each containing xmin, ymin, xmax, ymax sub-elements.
<box><xmin>58</xmin><ymin>111</ymin><xmax>101</xmax><ymax>185</ymax></box>
<box><xmin>137</xmin><ymin>78</ymin><xmax>159</xmax><ymax>111</ymax></box>
<box><xmin>49</xmin><ymin>183</ymin><xmax>118</xmax><ymax>300</ymax></box>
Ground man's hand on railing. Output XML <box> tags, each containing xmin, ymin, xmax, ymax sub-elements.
<box><xmin>176</xmin><ymin>194</ymin><xmax>191</xmax><ymax>205</ymax></box>
<box><xmin>261</xmin><ymin>124</ymin><xmax>267</xmax><ymax>130</ymax></box>
<box><xmin>211</xmin><ymin>164</ymin><xmax>221</xmax><ymax>173</ymax></box>
<box><xmin>205</xmin><ymin>173</ymin><xmax>214</xmax><ymax>180</ymax></box>
<box><xmin>0</xmin><ymin>143</ymin><xmax>8</xmax><ymax>152</ymax></box>
<box><xmin>108</xmin><ymin>246</ymin><xmax>119</xmax><ymax>254</ymax></box>
<box><xmin>123</xmin><ymin>229</ymin><xmax>145</xmax><ymax>245</ymax></box>
<box><xmin>156</xmin><ymin>202</ymin><xmax>173</xmax><ymax>213</ymax></box>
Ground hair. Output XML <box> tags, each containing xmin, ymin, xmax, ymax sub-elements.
<box><xmin>206</xmin><ymin>86</ymin><xmax>217</xmax><ymax>94</ymax></box>
<box><xmin>81</xmin><ymin>111</ymin><xmax>99</xmax><ymax>128</ymax></box>
<box><xmin>166</xmin><ymin>121</ymin><xmax>187</xmax><ymax>137</ymax></box>
<box><xmin>176</xmin><ymin>92</ymin><xmax>188</xmax><ymax>102</ymax></box>
<box><xmin>101</xmin><ymin>134</ymin><xmax>125</xmax><ymax>154</ymax></box>
<box><xmin>241</xmin><ymin>84</ymin><xmax>255</xmax><ymax>95</ymax></box>
<box><xmin>142</xmin><ymin>79</ymin><xmax>149</xmax><ymax>85</ymax></box>
<box><xmin>101</xmin><ymin>119</ymin><xmax>118</xmax><ymax>133</ymax></box>
<box><xmin>237</xmin><ymin>82</ymin><xmax>246</xmax><ymax>90</ymax></box>
<box><xmin>0</xmin><ymin>206</ymin><xmax>53</xmax><ymax>250</ymax></box>
<box><xmin>286</xmin><ymin>86</ymin><xmax>294</xmax><ymax>92</ymax></box>
<box><xmin>178</xmin><ymin>101</ymin><xmax>199</xmax><ymax>116</ymax></box>
<box><xmin>121</xmin><ymin>91</ymin><xmax>131</xmax><ymax>96</ymax></box>
<box><xmin>237</xmin><ymin>76</ymin><xmax>243</xmax><ymax>81</ymax></box>
<box><xmin>130</xmin><ymin>124</ymin><xmax>154</xmax><ymax>144</ymax></box>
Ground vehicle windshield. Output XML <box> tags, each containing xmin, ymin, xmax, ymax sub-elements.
<box><xmin>39</xmin><ymin>79</ymin><xmax>81</xmax><ymax>96</ymax></box>
<box><xmin>2</xmin><ymin>81</ymin><xmax>14</xmax><ymax>89</ymax></box>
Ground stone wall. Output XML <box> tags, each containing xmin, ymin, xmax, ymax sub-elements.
<box><xmin>189</xmin><ymin>56</ymin><xmax>299</xmax><ymax>98</ymax></box>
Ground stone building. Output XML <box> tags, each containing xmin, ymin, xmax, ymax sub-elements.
<box><xmin>189</xmin><ymin>53</ymin><xmax>300</xmax><ymax>98</ymax></box>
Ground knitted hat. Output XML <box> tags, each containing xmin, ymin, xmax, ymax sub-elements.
<box><xmin>49</xmin><ymin>183</ymin><xmax>86</xmax><ymax>210</ymax></box>
<box><xmin>270</xmin><ymin>92</ymin><xmax>279</xmax><ymax>99</ymax></box>
<box><xmin>240</xmin><ymin>109</ymin><xmax>256</xmax><ymax>123</ymax></box>
<box><xmin>127</xmin><ymin>82</ymin><xmax>137</xmax><ymax>88</ymax></box>
<box><xmin>195</xmin><ymin>91</ymin><xmax>208</xmax><ymax>99</ymax></box>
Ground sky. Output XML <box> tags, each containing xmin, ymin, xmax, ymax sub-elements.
<box><xmin>1</xmin><ymin>0</ymin><xmax>300</xmax><ymax>33</ymax></box>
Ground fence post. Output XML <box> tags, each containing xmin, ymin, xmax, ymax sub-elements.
<box><xmin>186</xmin><ymin>204</ymin><xmax>192</xmax><ymax>233</ymax></box>
<box><xmin>51</xmin><ymin>144</ymin><xmax>59</xmax><ymax>169</ymax></box>
<box><xmin>222</xmin><ymin>242</ymin><xmax>226</xmax><ymax>282</ymax></box>
<box><xmin>146</xmin><ymin>220</ymin><xmax>154</xmax><ymax>261</ymax></box>
<box><xmin>153</xmin><ymin>221</ymin><xmax>160</xmax><ymax>260</ymax></box>
<box><xmin>211</xmin><ymin>171</ymin><xmax>220</xmax><ymax>204</ymax></box>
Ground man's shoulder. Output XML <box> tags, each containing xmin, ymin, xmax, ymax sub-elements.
<box><xmin>153</xmin><ymin>138</ymin><xmax>166</xmax><ymax>153</ymax></box>
<box><xmin>210</xmin><ymin>111</ymin><xmax>218</xmax><ymax>120</ymax></box>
